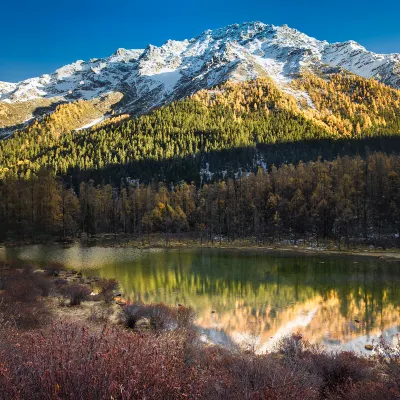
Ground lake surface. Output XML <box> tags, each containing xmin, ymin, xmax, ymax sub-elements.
<box><xmin>1</xmin><ymin>244</ymin><xmax>400</xmax><ymax>354</ymax></box>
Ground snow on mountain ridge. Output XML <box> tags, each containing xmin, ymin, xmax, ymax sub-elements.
<box><xmin>1</xmin><ymin>21</ymin><xmax>399</xmax><ymax>121</ymax></box>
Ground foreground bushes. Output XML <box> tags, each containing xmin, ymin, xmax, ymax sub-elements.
<box><xmin>0</xmin><ymin>321</ymin><xmax>400</xmax><ymax>399</ymax></box>
<box><xmin>120</xmin><ymin>302</ymin><xmax>195</xmax><ymax>331</ymax></box>
<box><xmin>97</xmin><ymin>278</ymin><xmax>119</xmax><ymax>303</ymax></box>
<box><xmin>60</xmin><ymin>283</ymin><xmax>91</xmax><ymax>306</ymax></box>
<box><xmin>0</xmin><ymin>264</ymin><xmax>51</xmax><ymax>329</ymax></box>
<box><xmin>0</xmin><ymin>322</ymin><xmax>207</xmax><ymax>399</ymax></box>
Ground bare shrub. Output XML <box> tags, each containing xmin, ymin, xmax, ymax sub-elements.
<box><xmin>120</xmin><ymin>303</ymin><xmax>144</xmax><ymax>329</ymax></box>
<box><xmin>96</xmin><ymin>278</ymin><xmax>119</xmax><ymax>303</ymax></box>
<box><xmin>0</xmin><ymin>298</ymin><xmax>15</xmax><ymax>331</ymax></box>
<box><xmin>0</xmin><ymin>318</ymin><xmax>392</xmax><ymax>399</ymax></box>
<box><xmin>121</xmin><ymin>302</ymin><xmax>179</xmax><ymax>331</ymax></box>
<box><xmin>274</xmin><ymin>334</ymin><xmax>375</xmax><ymax>397</ymax></box>
<box><xmin>229</xmin><ymin>353</ymin><xmax>320</xmax><ymax>399</ymax></box>
<box><xmin>177</xmin><ymin>305</ymin><xmax>195</xmax><ymax>328</ymax></box>
<box><xmin>327</xmin><ymin>381</ymin><xmax>400</xmax><ymax>400</ymax></box>
<box><xmin>53</xmin><ymin>278</ymin><xmax>68</xmax><ymax>287</ymax></box>
<box><xmin>374</xmin><ymin>337</ymin><xmax>400</xmax><ymax>390</ymax></box>
<box><xmin>275</xmin><ymin>333</ymin><xmax>321</xmax><ymax>362</ymax></box>
<box><xmin>88</xmin><ymin>304</ymin><xmax>114</xmax><ymax>323</ymax></box>
<box><xmin>61</xmin><ymin>284</ymin><xmax>91</xmax><ymax>306</ymax></box>
<box><xmin>32</xmin><ymin>275</ymin><xmax>53</xmax><ymax>297</ymax></box>
<box><xmin>0</xmin><ymin>290</ymin><xmax>49</xmax><ymax>330</ymax></box>
<box><xmin>149</xmin><ymin>303</ymin><xmax>178</xmax><ymax>331</ymax></box>
<box><xmin>42</xmin><ymin>262</ymin><xmax>64</xmax><ymax>277</ymax></box>
<box><xmin>5</xmin><ymin>279</ymin><xmax>40</xmax><ymax>303</ymax></box>
<box><xmin>0</xmin><ymin>322</ymin><xmax>204</xmax><ymax>400</ymax></box>
<box><xmin>311</xmin><ymin>351</ymin><xmax>373</xmax><ymax>396</ymax></box>
<box><xmin>0</xmin><ymin>267</ymin><xmax>51</xmax><ymax>330</ymax></box>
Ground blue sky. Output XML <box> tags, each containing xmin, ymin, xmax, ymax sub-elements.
<box><xmin>1</xmin><ymin>0</ymin><xmax>399</xmax><ymax>82</ymax></box>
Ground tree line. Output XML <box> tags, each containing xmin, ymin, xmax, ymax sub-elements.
<box><xmin>1</xmin><ymin>152</ymin><xmax>399</xmax><ymax>248</ymax></box>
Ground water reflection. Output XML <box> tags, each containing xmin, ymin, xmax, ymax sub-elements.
<box><xmin>1</xmin><ymin>245</ymin><xmax>399</xmax><ymax>354</ymax></box>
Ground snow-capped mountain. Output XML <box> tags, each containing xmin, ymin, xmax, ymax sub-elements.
<box><xmin>1</xmin><ymin>21</ymin><xmax>399</xmax><ymax>130</ymax></box>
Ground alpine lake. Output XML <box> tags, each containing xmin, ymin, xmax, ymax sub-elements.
<box><xmin>1</xmin><ymin>244</ymin><xmax>399</xmax><ymax>354</ymax></box>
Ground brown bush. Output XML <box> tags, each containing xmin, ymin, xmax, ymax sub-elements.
<box><xmin>42</xmin><ymin>262</ymin><xmax>64</xmax><ymax>277</ymax></box>
<box><xmin>0</xmin><ymin>319</ymin><xmax>395</xmax><ymax>399</ymax></box>
<box><xmin>0</xmin><ymin>322</ymin><xmax>208</xmax><ymax>400</ymax></box>
<box><xmin>88</xmin><ymin>304</ymin><xmax>114</xmax><ymax>323</ymax></box>
<box><xmin>0</xmin><ymin>321</ymin><xmax>327</xmax><ymax>400</ymax></box>
<box><xmin>5</xmin><ymin>278</ymin><xmax>40</xmax><ymax>303</ymax></box>
<box><xmin>219</xmin><ymin>351</ymin><xmax>321</xmax><ymax>399</ymax></box>
<box><xmin>374</xmin><ymin>338</ymin><xmax>400</xmax><ymax>390</ymax></box>
<box><xmin>274</xmin><ymin>334</ymin><xmax>377</xmax><ymax>398</ymax></box>
<box><xmin>32</xmin><ymin>275</ymin><xmax>53</xmax><ymax>297</ymax></box>
<box><xmin>61</xmin><ymin>284</ymin><xmax>91</xmax><ymax>306</ymax></box>
<box><xmin>0</xmin><ymin>266</ymin><xmax>52</xmax><ymax>330</ymax></box>
<box><xmin>311</xmin><ymin>351</ymin><xmax>374</xmax><ymax>397</ymax></box>
<box><xmin>0</xmin><ymin>283</ymin><xmax>49</xmax><ymax>330</ymax></box>
<box><xmin>96</xmin><ymin>278</ymin><xmax>119</xmax><ymax>303</ymax></box>
<box><xmin>328</xmin><ymin>381</ymin><xmax>400</xmax><ymax>400</ymax></box>
<box><xmin>177</xmin><ymin>305</ymin><xmax>195</xmax><ymax>328</ymax></box>
<box><xmin>53</xmin><ymin>277</ymin><xmax>68</xmax><ymax>287</ymax></box>
<box><xmin>121</xmin><ymin>302</ymin><xmax>180</xmax><ymax>331</ymax></box>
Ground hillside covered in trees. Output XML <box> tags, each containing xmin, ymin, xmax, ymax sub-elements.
<box><xmin>1</xmin><ymin>74</ymin><xmax>400</xmax><ymax>245</ymax></box>
<box><xmin>0</xmin><ymin>74</ymin><xmax>400</xmax><ymax>184</ymax></box>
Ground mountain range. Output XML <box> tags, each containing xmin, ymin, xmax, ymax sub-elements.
<box><xmin>1</xmin><ymin>21</ymin><xmax>400</xmax><ymax>135</ymax></box>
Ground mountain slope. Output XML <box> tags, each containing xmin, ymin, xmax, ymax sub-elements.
<box><xmin>1</xmin><ymin>76</ymin><xmax>400</xmax><ymax>184</ymax></box>
<box><xmin>1</xmin><ymin>22</ymin><xmax>399</xmax><ymax>133</ymax></box>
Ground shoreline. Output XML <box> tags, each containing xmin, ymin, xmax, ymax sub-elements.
<box><xmin>2</xmin><ymin>237</ymin><xmax>400</xmax><ymax>263</ymax></box>
<box><xmin>151</xmin><ymin>243</ymin><xmax>400</xmax><ymax>262</ymax></box>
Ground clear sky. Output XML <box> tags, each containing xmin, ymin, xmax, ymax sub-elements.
<box><xmin>2</xmin><ymin>0</ymin><xmax>399</xmax><ymax>82</ymax></box>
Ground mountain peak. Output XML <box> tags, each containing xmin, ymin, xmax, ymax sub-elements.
<box><xmin>1</xmin><ymin>21</ymin><xmax>399</xmax><ymax>132</ymax></box>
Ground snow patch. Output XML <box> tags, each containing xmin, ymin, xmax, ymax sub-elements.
<box><xmin>74</xmin><ymin>116</ymin><xmax>106</xmax><ymax>131</ymax></box>
<box><xmin>0</xmin><ymin>21</ymin><xmax>398</xmax><ymax>124</ymax></box>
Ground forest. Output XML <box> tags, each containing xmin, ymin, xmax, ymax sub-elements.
<box><xmin>1</xmin><ymin>75</ymin><xmax>400</xmax><ymax>245</ymax></box>
<box><xmin>0</xmin><ymin>152</ymin><xmax>399</xmax><ymax>247</ymax></box>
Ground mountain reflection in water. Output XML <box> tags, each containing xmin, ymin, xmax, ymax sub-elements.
<box><xmin>1</xmin><ymin>245</ymin><xmax>399</xmax><ymax>354</ymax></box>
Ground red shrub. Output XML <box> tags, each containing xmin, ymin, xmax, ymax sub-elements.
<box><xmin>310</xmin><ymin>351</ymin><xmax>373</xmax><ymax>396</ymax></box>
<box><xmin>0</xmin><ymin>292</ymin><xmax>49</xmax><ymax>330</ymax></box>
<box><xmin>274</xmin><ymin>334</ymin><xmax>376</xmax><ymax>397</ymax></box>
<box><xmin>0</xmin><ymin>267</ymin><xmax>51</xmax><ymax>329</ymax></box>
<box><xmin>374</xmin><ymin>338</ymin><xmax>400</xmax><ymax>391</ymax></box>
<box><xmin>0</xmin><ymin>322</ymin><xmax>209</xmax><ymax>399</ymax></box>
<box><xmin>4</xmin><ymin>277</ymin><xmax>39</xmax><ymax>303</ymax></box>
<box><xmin>0</xmin><ymin>322</ymin><xmax>391</xmax><ymax>400</ymax></box>
<box><xmin>328</xmin><ymin>381</ymin><xmax>400</xmax><ymax>400</ymax></box>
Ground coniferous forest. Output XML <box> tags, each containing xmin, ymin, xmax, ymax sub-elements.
<box><xmin>1</xmin><ymin>153</ymin><xmax>399</xmax><ymax>248</ymax></box>
<box><xmin>1</xmin><ymin>76</ymin><xmax>400</xmax><ymax>246</ymax></box>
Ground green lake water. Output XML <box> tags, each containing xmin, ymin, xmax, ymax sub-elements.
<box><xmin>1</xmin><ymin>244</ymin><xmax>399</xmax><ymax>354</ymax></box>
